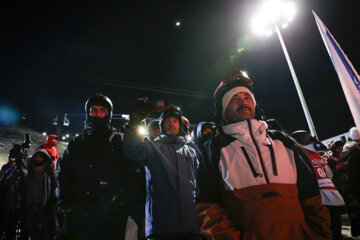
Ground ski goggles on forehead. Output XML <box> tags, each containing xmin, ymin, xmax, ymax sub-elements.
<box><xmin>226</xmin><ymin>72</ymin><xmax>253</xmax><ymax>85</ymax></box>
<box><xmin>163</xmin><ymin>105</ymin><xmax>181</xmax><ymax>112</ymax></box>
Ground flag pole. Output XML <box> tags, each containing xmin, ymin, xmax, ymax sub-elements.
<box><xmin>274</xmin><ymin>23</ymin><xmax>319</xmax><ymax>139</ymax></box>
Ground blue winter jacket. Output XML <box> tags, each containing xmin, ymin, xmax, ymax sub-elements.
<box><xmin>123</xmin><ymin>125</ymin><xmax>200</xmax><ymax>237</ymax></box>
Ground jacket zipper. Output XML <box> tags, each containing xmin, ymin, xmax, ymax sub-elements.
<box><xmin>247</xmin><ymin>120</ymin><xmax>269</xmax><ymax>183</ymax></box>
<box><xmin>267</xmin><ymin>139</ymin><xmax>278</xmax><ymax>176</ymax></box>
<box><xmin>241</xmin><ymin>147</ymin><xmax>261</xmax><ymax>178</ymax></box>
<box><xmin>174</xmin><ymin>148</ymin><xmax>183</xmax><ymax>231</ymax></box>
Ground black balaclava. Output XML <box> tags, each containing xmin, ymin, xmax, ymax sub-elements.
<box><xmin>84</xmin><ymin>93</ymin><xmax>113</xmax><ymax>132</ymax></box>
<box><xmin>196</xmin><ymin>122</ymin><xmax>215</xmax><ymax>144</ymax></box>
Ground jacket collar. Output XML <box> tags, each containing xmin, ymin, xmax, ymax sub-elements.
<box><xmin>222</xmin><ymin>119</ymin><xmax>268</xmax><ymax>141</ymax></box>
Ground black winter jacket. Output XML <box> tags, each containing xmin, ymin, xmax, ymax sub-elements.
<box><xmin>57</xmin><ymin>127</ymin><xmax>136</xmax><ymax>208</ymax></box>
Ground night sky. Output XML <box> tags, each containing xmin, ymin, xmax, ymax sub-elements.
<box><xmin>0</xmin><ymin>0</ymin><xmax>359</xmax><ymax>140</ymax></box>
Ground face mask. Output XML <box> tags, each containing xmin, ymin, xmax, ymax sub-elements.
<box><xmin>86</xmin><ymin>116</ymin><xmax>109</xmax><ymax>130</ymax></box>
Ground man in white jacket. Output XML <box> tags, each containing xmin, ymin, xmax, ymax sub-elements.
<box><xmin>196</xmin><ymin>71</ymin><xmax>332</xmax><ymax>240</ymax></box>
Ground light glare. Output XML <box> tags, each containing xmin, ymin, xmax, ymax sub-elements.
<box><xmin>251</xmin><ymin>15</ymin><xmax>270</xmax><ymax>35</ymax></box>
<box><xmin>251</xmin><ymin>0</ymin><xmax>296</xmax><ymax>35</ymax></box>
<box><xmin>265</xmin><ymin>29</ymin><xmax>273</xmax><ymax>36</ymax></box>
<box><xmin>241</xmin><ymin>71</ymin><xmax>249</xmax><ymax>78</ymax></box>
<box><xmin>186</xmin><ymin>135</ymin><xmax>192</xmax><ymax>141</ymax></box>
<box><xmin>283</xmin><ymin>2</ymin><xmax>295</xmax><ymax>22</ymax></box>
<box><xmin>262</xmin><ymin>0</ymin><xmax>282</xmax><ymax>22</ymax></box>
<box><xmin>138</xmin><ymin>126</ymin><xmax>146</xmax><ymax>135</ymax></box>
<box><xmin>281</xmin><ymin>23</ymin><xmax>288</xmax><ymax>28</ymax></box>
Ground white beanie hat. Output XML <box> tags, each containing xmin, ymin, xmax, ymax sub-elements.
<box><xmin>221</xmin><ymin>86</ymin><xmax>256</xmax><ymax>116</ymax></box>
<box><xmin>349</xmin><ymin>127</ymin><xmax>360</xmax><ymax>141</ymax></box>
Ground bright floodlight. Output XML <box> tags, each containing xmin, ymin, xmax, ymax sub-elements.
<box><xmin>62</xmin><ymin>136</ymin><xmax>66</xmax><ymax>140</ymax></box>
<box><xmin>175</xmin><ymin>21</ymin><xmax>181</xmax><ymax>27</ymax></box>
<box><xmin>75</xmin><ymin>133</ymin><xmax>79</xmax><ymax>137</ymax></box>
<box><xmin>262</xmin><ymin>0</ymin><xmax>282</xmax><ymax>22</ymax></box>
<box><xmin>282</xmin><ymin>2</ymin><xmax>295</xmax><ymax>22</ymax></box>
<box><xmin>251</xmin><ymin>0</ymin><xmax>296</xmax><ymax>36</ymax></box>
<box><xmin>138</xmin><ymin>126</ymin><xmax>146</xmax><ymax>135</ymax></box>
<box><xmin>42</xmin><ymin>132</ymin><xmax>47</xmax><ymax>136</ymax></box>
<box><xmin>66</xmin><ymin>134</ymin><xmax>70</xmax><ymax>138</ymax></box>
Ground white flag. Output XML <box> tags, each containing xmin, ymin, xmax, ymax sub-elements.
<box><xmin>313</xmin><ymin>10</ymin><xmax>360</xmax><ymax>129</ymax></box>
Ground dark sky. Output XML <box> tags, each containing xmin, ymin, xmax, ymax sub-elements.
<box><xmin>0</xmin><ymin>0</ymin><xmax>359</xmax><ymax>140</ymax></box>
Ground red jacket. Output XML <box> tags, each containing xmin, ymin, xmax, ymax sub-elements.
<box><xmin>34</xmin><ymin>134</ymin><xmax>59</xmax><ymax>168</ymax></box>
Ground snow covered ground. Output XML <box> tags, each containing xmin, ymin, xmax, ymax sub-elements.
<box><xmin>0</xmin><ymin>125</ymin><xmax>67</xmax><ymax>167</ymax></box>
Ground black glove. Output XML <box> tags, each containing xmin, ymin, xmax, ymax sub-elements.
<box><xmin>129</xmin><ymin>97</ymin><xmax>151</xmax><ymax>125</ymax></box>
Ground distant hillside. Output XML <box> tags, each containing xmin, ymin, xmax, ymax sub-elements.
<box><xmin>0</xmin><ymin>125</ymin><xmax>67</xmax><ymax>167</ymax></box>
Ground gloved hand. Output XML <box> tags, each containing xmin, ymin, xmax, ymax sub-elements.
<box><xmin>129</xmin><ymin>97</ymin><xmax>151</xmax><ymax>125</ymax></box>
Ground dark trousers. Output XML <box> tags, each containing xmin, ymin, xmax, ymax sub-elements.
<box><xmin>1</xmin><ymin>209</ymin><xmax>28</xmax><ymax>240</ymax></box>
<box><xmin>65</xmin><ymin>204</ymin><xmax>128</xmax><ymax>240</ymax></box>
<box><xmin>26</xmin><ymin>205</ymin><xmax>54</xmax><ymax>240</ymax></box>
<box><xmin>148</xmin><ymin>233</ymin><xmax>201</xmax><ymax>240</ymax></box>
<box><xmin>326</xmin><ymin>205</ymin><xmax>343</xmax><ymax>240</ymax></box>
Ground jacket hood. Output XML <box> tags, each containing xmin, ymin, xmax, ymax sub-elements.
<box><xmin>340</xmin><ymin>140</ymin><xmax>360</xmax><ymax>160</ymax></box>
<box><xmin>46</xmin><ymin>134</ymin><xmax>58</xmax><ymax>147</ymax></box>
<box><xmin>30</xmin><ymin>149</ymin><xmax>52</xmax><ymax>164</ymax></box>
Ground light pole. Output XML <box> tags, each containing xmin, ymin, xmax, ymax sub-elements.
<box><xmin>251</xmin><ymin>0</ymin><xmax>319</xmax><ymax>139</ymax></box>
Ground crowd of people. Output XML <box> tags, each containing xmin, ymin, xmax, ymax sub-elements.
<box><xmin>1</xmin><ymin>70</ymin><xmax>360</xmax><ymax>240</ymax></box>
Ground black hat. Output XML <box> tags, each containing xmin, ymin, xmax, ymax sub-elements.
<box><xmin>291</xmin><ymin>130</ymin><xmax>316</xmax><ymax>145</ymax></box>
<box><xmin>159</xmin><ymin>105</ymin><xmax>183</xmax><ymax>135</ymax></box>
<box><xmin>328</xmin><ymin>140</ymin><xmax>344</xmax><ymax>151</ymax></box>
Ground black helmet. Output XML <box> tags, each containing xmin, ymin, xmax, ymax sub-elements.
<box><xmin>159</xmin><ymin>105</ymin><xmax>183</xmax><ymax>135</ymax></box>
<box><xmin>85</xmin><ymin>93</ymin><xmax>113</xmax><ymax>119</ymax></box>
<box><xmin>85</xmin><ymin>93</ymin><xmax>113</xmax><ymax>130</ymax></box>
<box><xmin>213</xmin><ymin>70</ymin><xmax>262</xmax><ymax>124</ymax></box>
